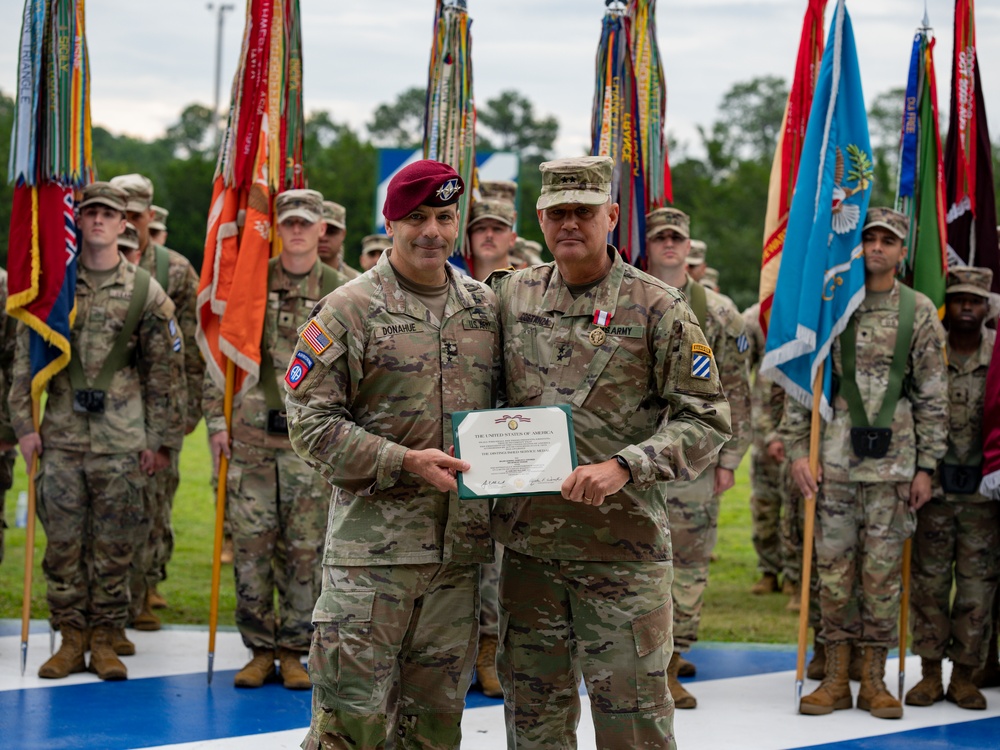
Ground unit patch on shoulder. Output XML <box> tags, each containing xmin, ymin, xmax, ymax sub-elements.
<box><xmin>285</xmin><ymin>351</ymin><xmax>314</xmax><ymax>389</ymax></box>
<box><xmin>736</xmin><ymin>333</ymin><xmax>749</xmax><ymax>353</ymax></box>
<box><xmin>691</xmin><ymin>343</ymin><xmax>713</xmax><ymax>380</ymax></box>
<box><xmin>301</xmin><ymin>319</ymin><xmax>332</xmax><ymax>355</ymax></box>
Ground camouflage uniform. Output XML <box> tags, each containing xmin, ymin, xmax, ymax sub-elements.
<box><xmin>203</xmin><ymin>257</ymin><xmax>331</xmax><ymax>653</ymax></box>
<box><xmin>490</xmin><ymin>248</ymin><xmax>732</xmax><ymax>749</ymax></box>
<box><xmin>743</xmin><ymin>303</ymin><xmax>787</xmax><ymax>580</ymax></box>
<box><xmin>8</xmin><ymin>261</ymin><xmax>180</xmax><ymax>631</ymax></box>
<box><xmin>910</xmin><ymin>327</ymin><xmax>1000</xmax><ymax>667</ymax></box>
<box><xmin>669</xmin><ymin>276</ymin><xmax>751</xmax><ymax>653</ymax></box>
<box><xmin>285</xmin><ymin>251</ymin><xmax>500</xmax><ymax>749</ymax></box>
<box><xmin>783</xmin><ymin>281</ymin><xmax>948</xmax><ymax>646</ymax></box>
<box><xmin>0</xmin><ymin>269</ymin><xmax>17</xmax><ymax>564</ymax></box>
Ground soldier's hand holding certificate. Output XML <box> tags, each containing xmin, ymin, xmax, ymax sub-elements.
<box><xmin>452</xmin><ymin>405</ymin><xmax>578</xmax><ymax>499</ymax></box>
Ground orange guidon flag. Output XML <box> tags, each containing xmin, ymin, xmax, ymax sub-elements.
<box><xmin>758</xmin><ymin>0</ymin><xmax>827</xmax><ymax>336</ymax></box>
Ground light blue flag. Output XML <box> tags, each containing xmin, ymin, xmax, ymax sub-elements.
<box><xmin>760</xmin><ymin>0</ymin><xmax>873</xmax><ymax>420</ymax></box>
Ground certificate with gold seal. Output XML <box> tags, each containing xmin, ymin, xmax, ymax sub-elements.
<box><xmin>452</xmin><ymin>405</ymin><xmax>578</xmax><ymax>499</ymax></box>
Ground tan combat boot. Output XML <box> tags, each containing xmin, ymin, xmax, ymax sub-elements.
<box><xmin>751</xmin><ymin>572</ymin><xmax>779</xmax><ymax>595</ymax></box>
<box><xmin>234</xmin><ymin>648</ymin><xmax>275</xmax><ymax>688</ymax></box>
<box><xmin>946</xmin><ymin>663</ymin><xmax>987</xmax><ymax>710</ymax></box>
<box><xmin>476</xmin><ymin>634</ymin><xmax>503</xmax><ymax>698</ymax></box>
<box><xmin>782</xmin><ymin>578</ymin><xmax>797</xmax><ymax>596</ymax></box>
<box><xmin>148</xmin><ymin>587</ymin><xmax>168</xmax><ymax>610</ymax></box>
<box><xmin>857</xmin><ymin>645</ymin><xmax>902</xmax><ymax>719</ymax></box>
<box><xmin>132</xmin><ymin>592</ymin><xmax>162</xmax><ymax>632</ymax></box>
<box><xmin>806</xmin><ymin>640</ymin><xmax>826</xmax><ymax>681</ymax></box>
<box><xmin>904</xmin><ymin>658</ymin><xmax>943</xmax><ymax>706</ymax></box>
<box><xmin>799</xmin><ymin>641</ymin><xmax>852</xmax><ymax>715</ymax></box>
<box><xmin>38</xmin><ymin>626</ymin><xmax>87</xmax><ymax>679</ymax></box>
<box><xmin>676</xmin><ymin>655</ymin><xmax>697</xmax><ymax>677</ymax></box>
<box><xmin>111</xmin><ymin>627</ymin><xmax>136</xmax><ymax>656</ymax></box>
<box><xmin>89</xmin><ymin>626</ymin><xmax>128</xmax><ymax>680</ymax></box>
<box><xmin>278</xmin><ymin>648</ymin><xmax>312</xmax><ymax>690</ymax></box>
<box><xmin>668</xmin><ymin>652</ymin><xmax>697</xmax><ymax>709</ymax></box>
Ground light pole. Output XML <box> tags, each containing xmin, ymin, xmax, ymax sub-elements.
<box><xmin>207</xmin><ymin>3</ymin><xmax>235</xmax><ymax>148</ymax></box>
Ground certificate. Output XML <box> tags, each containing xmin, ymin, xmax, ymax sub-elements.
<box><xmin>452</xmin><ymin>405</ymin><xmax>578</xmax><ymax>499</ymax></box>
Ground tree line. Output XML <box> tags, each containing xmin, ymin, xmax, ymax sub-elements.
<box><xmin>1</xmin><ymin>78</ymin><xmax>998</xmax><ymax>311</ymax></box>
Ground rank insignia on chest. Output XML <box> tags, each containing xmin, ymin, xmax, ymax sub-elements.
<box><xmin>589</xmin><ymin>328</ymin><xmax>606</xmax><ymax>346</ymax></box>
<box><xmin>737</xmin><ymin>334</ymin><xmax>749</xmax><ymax>353</ymax></box>
<box><xmin>301</xmin><ymin>319</ymin><xmax>332</xmax><ymax>355</ymax></box>
<box><xmin>285</xmin><ymin>351</ymin><xmax>314</xmax><ymax>389</ymax></box>
<box><xmin>691</xmin><ymin>343</ymin><xmax>713</xmax><ymax>379</ymax></box>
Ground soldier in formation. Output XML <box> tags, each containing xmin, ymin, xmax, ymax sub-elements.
<box><xmin>358</xmin><ymin>233</ymin><xmax>389</xmax><ymax>271</ymax></box>
<box><xmin>148</xmin><ymin>205</ymin><xmax>168</xmax><ymax>246</ymax></box>
<box><xmin>10</xmin><ymin>182</ymin><xmax>181</xmax><ymax>681</ymax></box>
<box><xmin>643</xmin><ymin>205</ymin><xmax>751</xmax><ymax>709</ymax></box>
<box><xmin>285</xmin><ymin>161</ymin><xmax>500</xmax><ymax>749</ymax></box>
<box><xmin>110</xmin><ymin>174</ymin><xmax>204</xmax><ymax>631</ymax></box>
<box><xmin>204</xmin><ymin>189</ymin><xmax>337</xmax><ymax>690</ymax></box>
<box><xmin>489</xmin><ymin>156</ymin><xmax>731</xmax><ymax>748</ymax></box>
<box><xmin>904</xmin><ymin>266</ymin><xmax>999</xmax><ymax>711</ymax></box>
<box><xmin>789</xmin><ymin>207</ymin><xmax>948</xmax><ymax>719</ymax></box>
<box><xmin>317</xmin><ymin>199</ymin><xmax>359</xmax><ymax>281</ymax></box>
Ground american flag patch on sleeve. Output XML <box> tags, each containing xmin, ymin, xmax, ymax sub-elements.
<box><xmin>301</xmin><ymin>319</ymin><xmax>332</xmax><ymax>355</ymax></box>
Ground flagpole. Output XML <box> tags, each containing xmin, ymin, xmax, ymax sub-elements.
<box><xmin>898</xmin><ymin>537</ymin><xmax>912</xmax><ymax>698</ymax></box>
<box><xmin>795</xmin><ymin>364</ymin><xmax>823</xmax><ymax>705</ymax></box>
<box><xmin>19</xmin><ymin>396</ymin><xmax>41</xmax><ymax>676</ymax></box>
<box><xmin>207</xmin><ymin>358</ymin><xmax>235</xmax><ymax>685</ymax></box>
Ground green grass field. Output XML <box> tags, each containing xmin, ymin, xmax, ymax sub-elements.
<box><xmin>0</xmin><ymin>425</ymin><xmax>800</xmax><ymax>644</ymax></box>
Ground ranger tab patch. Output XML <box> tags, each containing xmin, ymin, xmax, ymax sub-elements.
<box><xmin>285</xmin><ymin>351</ymin><xmax>314</xmax><ymax>389</ymax></box>
<box><xmin>301</xmin><ymin>319</ymin><xmax>332</xmax><ymax>355</ymax></box>
<box><xmin>691</xmin><ymin>343</ymin><xmax>713</xmax><ymax>380</ymax></box>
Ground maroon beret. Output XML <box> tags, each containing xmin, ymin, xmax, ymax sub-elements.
<box><xmin>382</xmin><ymin>160</ymin><xmax>465</xmax><ymax>221</ymax></box>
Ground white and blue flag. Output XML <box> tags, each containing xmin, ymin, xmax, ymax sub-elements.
<box><xmin>760</xmin><ymin>0</ymin><xmax>873</xmax><ymax>420</ymax></box>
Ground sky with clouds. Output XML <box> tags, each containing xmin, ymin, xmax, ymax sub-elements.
<box><xmin>0</xmin><ymin>0</ymin><xmax>998</xmax><ymax>160</ymax></box>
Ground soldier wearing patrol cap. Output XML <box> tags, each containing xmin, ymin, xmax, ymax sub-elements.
<box><xmin>10</xmin><ymin>182</ymin><xmax>182</xmax><ymax>681</ymax></box>
<box><xmin>317</xmin><ymin>199</ymin><xmax>358</xmax><ymax>281</ymax></box>
<box><xmin>687</xmin><ymin>238</ymin><xmax>707</xmax><ymax>283</ymax></box>
<box><xmin>702</xmin><ymin>267</ymin><xmax>721</xmax><ymax>293</ymax></box>
<box><xmin>905</xmin><ymin>266</ymin><xmax>999</xmax><ymax>711</ymax></box>
<box><xmin>204</xmin><ymin>188</ymin><xmax>337</xmax><ymax>691</ymax></box>
<box><xmin>285</xmin><ymin>160</ymin><xmax>500</xmax><ymax>749</ymax></box>
<box><xmin>110</xmin><ymin>174</ymin><xmax>204</xmax><ymax>628</ymax></box>
<box><xmin>117</xmin><ymin>223</ymin><xmax>140</xmax><ymax>258</ymax></box>
<box><xmin>510</xmin><ymin>236</ymin><xmax>544</xmax><ymax>269</ymax></box>
<box><xmin>644</xmin><ymin>205</ymin><xmax>752</xmax><ymax>707</ymax></box>
<box><xmin>488</xmin><ymin>156</ymin><xmax>731</xmax><ymax>748</ymax></box>
<box><xmin>149</xmin><ymin>205</ymin><xmax>168</xmax><ymax>246</ymax></box>
<box><xmin>358</xmin><ymin>233</ymin><xmax>389</xmax><ymax>271</ymax></box>
<box><xmin>787</xmin><ymin>206</ymin><xmax>949</xmax><ymax>719</ymax></box>
<box><xmin>467</xmin><ymin>190</ymin><xmax>518</xmax><ymax>282</ymax></box>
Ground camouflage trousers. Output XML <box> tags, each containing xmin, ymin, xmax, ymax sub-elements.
<box><xmin>815</xmin><ymin>481</ymin><xmax>916</xmax><ymax>645</ymax></box>
<box><xmin>228</xmin><ymin>441</ymin><xmax>329</xmax><ymax>652</ymax></box>
<box><xmin>781</xmin><ymin>483</ymin><xmax>823</xmax><ymax>634</ymax></box>
<box><xmin>128</xmin><ymin>449</ymin><xmax>180</xmax><ymax>619</ymax></box>
<box><xmin>303</xmin><ymin>561</ymin><xmax>479</xmax><ymax>750</ymax></box>
<box><xmin>667</xmin><ymin>466</ymin><xmax>718</xmax><ymax>651</ymax></box>
<box><xmin>498</xmin><ymin>550</ymin><xmax>675</xmax><ymax>750</ymax></box>
<box><xmin>480</xmin><ymin>547</ymin><xmax>501</xmax><ymax>637</ymax></box>
<box><xmin>36</xmin><ymin>449</ymin><xmax>145</xmax><ymax>630</ymax></box>
<box><xmin>0</xmin><ymin>449</ymin><xmax>14</xmax><ymax>565</ymax></box>
<box><xmin>749</xmin><ymin>447</ymin><xmax>788</xmax><ymax>578</ymax></box>
<box><xmin>910</xmin><ymin>498</ymin><xmax>1000</xmax><ymax>666</ymax></box>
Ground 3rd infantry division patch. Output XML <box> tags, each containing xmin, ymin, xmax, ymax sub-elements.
<box><xmin>691</xmin><ymin>343</ymin><xmax>713</xmax><ymax>380</ymax></box>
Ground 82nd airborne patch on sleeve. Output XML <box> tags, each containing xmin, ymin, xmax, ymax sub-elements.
<box><xmin>691</xmin><ymin>343</ymin><xmax>713</xmax><ymax>380</ymax></box>
<box><xmin>285</xmin><ymin>351</ymin><xmax>315</xmax><ymax>389</ymax></box>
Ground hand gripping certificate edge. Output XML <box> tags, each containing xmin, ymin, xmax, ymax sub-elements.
<box><xmin>451</xmin><ymin>404</ymin><xmax>579</xmax><ymax>500</ymax></box>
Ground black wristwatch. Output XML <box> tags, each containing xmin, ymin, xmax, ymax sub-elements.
<box><xmin>615</xmin><ymin>455</ymin><xmax>632</xmax><ymax>483</ymax></box>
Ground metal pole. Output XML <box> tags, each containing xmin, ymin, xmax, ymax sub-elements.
<box><xmin>208</xmin><ymin>3</ymin><xmax>234</xmax><ymax>148</ymax></box>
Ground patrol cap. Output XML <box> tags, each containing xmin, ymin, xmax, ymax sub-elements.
<box><xmin>79</xmin><ymin>182</ymin><xmax>128</xmax><ymax>214</ymax></box>
<box><xmin>361</xmin><ymin>234</ymin><xmax>390</xmax><ymax>255</ymax></box>
<box><xmin>536</xmin><ymin>156</ymin><xmax>613</xmax><ymax>210</ymax></box>
<box><xmin>703</xmin><ymin>267</ymin><xmax>720</xmax><ymax>291</ymax></box>
<box><xmin>511</xmin><ymin>237</ymin><xmax>544</xmax><ymax>266</ymax></box>
<box><xmin>946</xmin><ymin>266</ymin><xmax>993</xmax><ymax>299</ymax></box>
<box><xmin>109</xmin><ymin>174</ymin><xmax>154</xmax><ymax>212</ymax></box>
<box><xmin>276</xmin><ymin>189</ymin><xmax>324</xmax><ymax>223</ymax></box>
<box><xmin>469</xmin><ymin>199</ymin><xmax>515</xmax><ymax>229</ymax></box>
<box><xmin>687</xmin><ymin>239</ymin><xmax>707</xmax><ymax>266</ymax></box>
<box><xmin>646</xmin><ymin>207</ymin><xmax>690</xmax><ymax>239</ymax></box>
<box><xmin>863</xmin><ymin>207</ymin><xmax>909</xmax><ymax>240</ymax></box>
<box><xmin>117</xmin><ymin>222</ymin><xmax>140</xmax><ymax>250</ymax></box>
<box><xmin>322</xmin><ymin>200</ymin><xmax>346</xmax><ymax>230</ymax></box>
<box><xmin>383</xmin><ymin>160</ymin><xmax>464</xmax><ymax>221</ymax></box>
<box><xmin>149</xmin><ymin>205</ymin><xmax>169</xmax><ymax>232</ymax></box>
<box><xmin>479</xmin><ymin>180</ymin><xmax>517</xmax><ymax>205</ymax></box>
